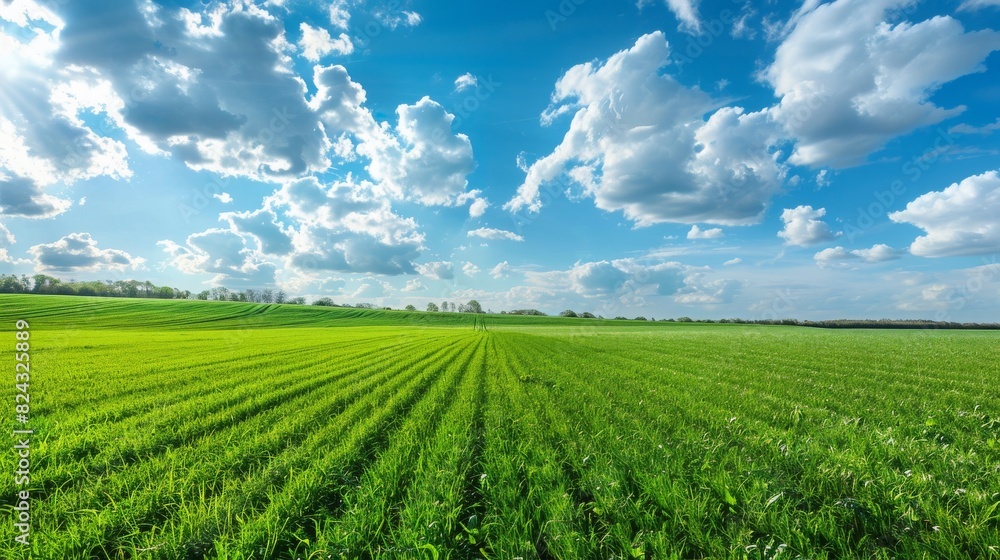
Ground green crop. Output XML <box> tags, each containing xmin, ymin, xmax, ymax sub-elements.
<box><xmin>0</xmin><ymin>295</ymin><xmax>998</xmax><ymax>559</ymax></box>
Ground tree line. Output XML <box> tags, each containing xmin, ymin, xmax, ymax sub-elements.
<box><xmin>2</xmin><ymin>274</ymin><xmax>997</xmax><ymax>328</ymax></box>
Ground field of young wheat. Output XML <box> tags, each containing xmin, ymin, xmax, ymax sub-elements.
<box><xmin>1</xmin><ymin>295</ymin><xmax>998</xmax><ymax>559</ymax></box>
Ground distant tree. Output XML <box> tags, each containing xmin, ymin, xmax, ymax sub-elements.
<box><xmin>466</xmin><ymin>300</ymin><xmax>484</xmax><ymax>314</ymax></box>
<box><xmin>634</xmin><ymin>316</ymin><xmax>647</xmax><ymax>321</ymax></box>
<box><xmin>457</xmin><ymin>303</ymin><xmax>467</xmax><ymax>313</ymax></box>
<box><xmin>312</xmin><ymin>297</ymin><xmax>336</xmax><ymax>306</ymax></box>
<box><xmin>614</xmin><ymin>316</ymin><xmax>628</xmax><ymax>320</ymax></box>
<box><xmin>275</xmin><ymin>290</ymin><xmax>287</xmax><ymax>304</ymax></box>
<box><xmin>676</xmin><ymin>316</ymin><xmax>693</xmax><ymax>322</ymax></box>
<box><xmin>405</xmin><ymin>304</ymin><xmax>417</xmax><ymax>311</ymax></box>
<box><xmin>580</xmin><ymin>312</ymin><xmax>596</xmax><ymax>318</ymax></box>
<box><xmin>289</xmin><ymin>297</ymin><xmax>306</xmax><ymax>305</ymax></box>
<box><xmin>261</xmin><ymin>288</ymin><xmax>274</xmax><ymax>303</ymax></box>
<box><xmin>426</xmin><ymin>302</ymin><xmax>439</xmax><ymax>312</ymax></box>
<box><xmin>196</xmin><ymin>290</ymin><xmax>210</xmax><ymax>300</ymax></box>
<box><xmin>559</xmin><ymin>310</ymin><xmax>578</xmax><ymax>318</ymax></box>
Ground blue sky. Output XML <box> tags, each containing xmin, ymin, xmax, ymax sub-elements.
<box><xmin>2</xmin><ymin>0</ymin><xmax>1000</xmax><ymax>321</ymax></box>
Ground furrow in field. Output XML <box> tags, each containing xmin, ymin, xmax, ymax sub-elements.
<box><xmin>303</xmin><ymin>335</ymin><xmax>486</xmax><ymax>557</ymax></box>
<box><xmin>38</xmin><ymin>330</ymin><xmax>408</xmax><ymax>415</ymax></box>
<box><xmin>43</xmin><ymin>330</ymin><xmax>445</xmax><ymax>425</ymax></box>
<box><xmin>216</xmin><ymin>335</ymin><xmax>480</xmax><ymax>559</ymax></box>
<box><xmin>20</xmin><ymin>334</ymin><xmax>437</xmax><ymax>501</ymax></box>
<box><xmin>476</xmin><ymin>335</ymin><xmax>595</xmax><ymax>559</ymax></box>
<box><xmin>36</xmin><ymin>334</ymin><xmax>468</xmax><ymax>558</ymax></box>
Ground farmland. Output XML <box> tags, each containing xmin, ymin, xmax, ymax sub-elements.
<box><xmin>1</xmin><ymin>295</ymin><xmax>999</xmax><ymax>559</ymax></box>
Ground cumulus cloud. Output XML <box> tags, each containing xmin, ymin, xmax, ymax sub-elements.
<box><xmin>723</xmin><ymin>257</ymin><xmax>742</xmax><ymax>266</ymax></box>
<box><xmin>403</xmin><ymin>279</ymin><xmax>426</xmax><ymax>292</ymax></box>
<box><xmin>30</xmin><ymin>233</ymin><xmax>145</xmax><ymax>273</ymax></box>
<box><xmin>462</xmin><ymin>262</ymin><xmax>480</xmax><ymax>277</ymax></box>
<box><xmin>213</xmin><ymin>192</ymin><xmax>233</xmax><ymax>204</ymax></box>
<box><xmin>814</xmin><ymin>244</ymin><xmax>902</xmax><ymax>269</ymax></box>
<box><xmin>468</xmin><ymin>227</ymin><xmax>524</xmax><ymax>241</ymax></box>
<box><xmin>312</xmin><ymin>71</ymin><xmax>477</xmax><ymax>206</ymax></box>
<box><xmin>778</xmin><ymin>205</ymin><xmax>838</xmax><ymax>246</ymax></box>
<box><xmin>159</xmin><ymin>229</ymin><xmax>277</xmax><ymax>288</ymax></box>
<box><xmin>490</xmin><ymin>261</ymin><xmax>511</xmax><ymax>279</ymax></box>
<box><xmin>221</xmin><ymin>208</ymin><xmax>294</xmax><ymax>255</ymax></box>
<box><xmin>468</xmin><ymin>197</ymin><xmax>489</xmax><ymax>218</ymax></box>
<box><xmin>0</xmin><ymin>1</ymin><xmax>468</xmax><ymax>197</ymax></box>
<box><xmin>270</xmin><ymin>177</ymin><xmax>423</xmax><ymax>276</ymax></box>
<box><xmin>764</xmin><ymin>0</ymin><xmax>1000</xmax><ymax>167</ymax></box>
<box><xmin>525</xmin><ymin>258</ymin><xmax>738</xmax><ymax>305</ymax></box>
<box><xmin>298</xmin><ymin>22</ymin><xmax>352</xmax><ymax>61</ymax></box>
<box><xmin>416</xmin><ymin>261</ymin><xmax>454</xmax><ymax>280</ymax></box>
<box><xmin>687</xmin><ymin>225</ymin><xmax>724</xmax><ymax>239</ymax></box>
<box><xmin>0</xmin><ymin>173</ymin><xmax>73</xmax><ymax>218</ymax></box>
<box><xmin>889</xmin><ymin>170</ymin><xmax>1000</xmax><ymax>257</ymax></box>
<box><xmin>505</xmin><ymin>32</ymin><xmax>784</xmax><ymax>226</ymax></box>
<box><xmin>454</xmin><ymin>72</ymin><xmax>477</xmax><ymax>92</ymax></box>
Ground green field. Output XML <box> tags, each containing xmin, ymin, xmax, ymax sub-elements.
<box><xmin>1</xmin><ymin>295</ymin><xmax>998</xmax><ymax>559</ymax></box>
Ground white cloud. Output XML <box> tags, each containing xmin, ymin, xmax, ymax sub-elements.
<box><xmin>416</xmin><ymin>261</ymin><xmax>454</xmax><ymax>280</ymax></box>
<box><xmin>462</xmin><ymin>262</ymin><xmax>480</xmax><ymax>277</ymax></box>
<box><xmin>454</xmin><ymin>73</ymin><xmax>478</xmax><ymax>92</ymax></box>
<box><xmin>78</xmin><ymin>197</ymin><xmax>87</xmax><ymax>206</ymax></box>
<box><xmin>0</xmin><ymin>173</ymin><xmax>73</xmax><ymax>218</ymax></box>
<box><xmin>816</xmin><ymin>170</ymin><xmax>830</xmax><ymax>188</ymax></box>
<box><xmin>687</xmin><ymin>225</ymin><xmax>724</xmax><ymax>239</ymax></box>
<box><xmin>490</xmin><ymin>261</ymin><xmax>512</xmax><ymax>279</ymax></box>
<box><xmin>526</xmin><ymin>258</ymin><xmax>740</xmax><ymax>305</ymax></box>
<box><xmin>469</xmin><ymin>197</ymin><xmax>489</xmax><ymax>218</ymax></box>
<box><xmin>328</xmin><ymin>0</ymin><xmax>351</xmax><ymax>29</ymax></box>
<box><xmin>221</xmin><ymin>207</ymin><xmax>294</xmax><ymax>255</ymax></box>
<box><xmin>889</xmin><ymin>170</ymin><xmax>1000</xmax><ymax>257</ymax></box>
<box><xmin>958</xmin><ymin>0</ymin><xmax>1000</xmax><ymax>11</ymax></box>
<box><xmin>852</xmin><ymin>244</ymin><xmax>903</xmax><ymax>262</ymax></box>
<box><xmin>640</xmin><ymin>0</ymin><xmax>702</xmax><ymax>34</ymax></box>
<box><xmin>403</xmin><ymin>279</ymin><xmax>426</xmax><ymax>292</ymax></box>
<box><xmin>468</xmin><ymin>227</ymin><xmax>524</xmax><ymax>242</ymax></box>
<box><xmin>374</xmin><ymin>8</ymin><xmax>422</xmax><ymax>29</ymax></box>
<box><xmin>159</xmin><ymin>229</ymin><xmax>276</xmax><ymax>287</ymax></box>
<box><xmin>949</xmin><ymin>118</ymin><xmax>1000</xmax><ymax>136</ymax></box>
<box><xmin>505</xmin><ymin>32</ymin><xmax>784</xmax><ymax>226</ymax></box>
<box><xmin>213</xmin><ymin>192</ymin><xmax>233</xmax><ymax>204</ymax></box>
<box><xmin>352</xmin><ymin>278</ymin><xmax>392</xmax><ymax>299</ymax></box>
<box><xmin>298</xmin><ymin>23</ymin><xmax>352</xmax><ymax>61</ymax></box>
<box><xmin>814</xmin><ymin>244</ymin><xmax>903</xmax><ymax>269</ymax></box>
<box><xmin>269</xmin><ymin>177</ymin><xmax>424</xmax><ymax>276</ymax></box>
<box><xmin>778</xmin><ymin>205</ymin><xmax>838</xmax><ymax>246</ymax></box>
<box><xmin>0</xmin><ymin>223</ymin><xmax>13</xmax><ymax>247</ymax></box>
<box><xmin>723</xmin><ymin>257</ymin><xmax>742</xmax><ymax>266</ymax></box>
<box><xmin>764</xmin><ymin>0</ymin><xmax>1000</xmax><ymax>167</ymax></box>
<box><xmin>30</xmin><ymin>233</ymin><xmax>145</xmax><ymax>273</ymax></box>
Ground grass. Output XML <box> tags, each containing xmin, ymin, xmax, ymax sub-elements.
<box><xmin>0</xmin><ymin>294</ymin><xmax>998</xmax><ymax>559</ymax></box>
